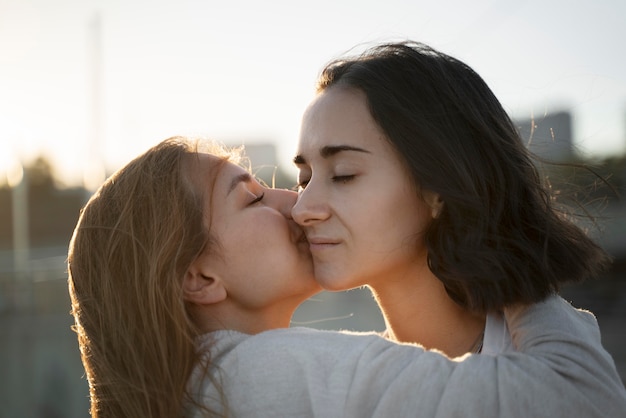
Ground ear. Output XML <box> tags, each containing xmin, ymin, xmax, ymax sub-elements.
<box><xmin>422</xmin><ymin>190</ymin><xmax>444</xmax><ymax>219</ymax></box>
<box><xmin>183</xmin><ymin>258</ymin><xmax>227</xmax><ymax>305</ymax></box>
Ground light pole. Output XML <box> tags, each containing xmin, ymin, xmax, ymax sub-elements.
<box><xmin>6</xmin><ymin>160</ymin><xmax>30</xmax><ymax>309</ymax></box>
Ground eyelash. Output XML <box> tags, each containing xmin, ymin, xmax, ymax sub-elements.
<box><xmin>332</xmin><ymin>175</ymin><xmax>355</xmax><ymax>184</ymax></box>
<box><xmin>296</xmin><ymin>175</ymin><xmax>355</xmax><ymax>190</ymax></box>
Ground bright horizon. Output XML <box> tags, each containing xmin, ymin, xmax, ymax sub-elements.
<box><xmin>2</xmin><ymin>0</ymin><xmax>625</xmax><ymax>187</ymax></box>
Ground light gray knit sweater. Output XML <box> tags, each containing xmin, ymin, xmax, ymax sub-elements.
<box><xmin>186</xmin><ymin>296</ymin><xmax>626</xmax><ymax>417</ymax></box>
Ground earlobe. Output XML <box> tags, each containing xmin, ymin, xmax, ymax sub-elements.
<box><xmin>183</xmin><ymin>268</ymin><xmax>227</xmax><ymax>305</ymax></box>
<box><xmin>422</xmin><ymin>190</ymin><xmax>444</xmax><ymax>219</ymax></box>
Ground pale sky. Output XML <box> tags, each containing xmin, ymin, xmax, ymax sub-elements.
<box><xmin>1</xmin><ymin>0</ymin><xmax>625</xmax><ymax>187</ymax></box>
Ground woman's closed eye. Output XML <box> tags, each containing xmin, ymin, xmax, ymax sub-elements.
<box><xmin>249</xmin><ymin>192</ymin><xmax>265</xmax><ymax>205</ymax></box>
<box><xmin>331</xmin><ymin>174</ymin><xmax>356</xmax><ymax>184</ymax></box>
<box><xmin>297</xmin><ymin>174</ymin><xmax>355</xmax><ymax>190</ymax></box>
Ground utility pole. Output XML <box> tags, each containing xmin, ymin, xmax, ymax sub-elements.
<box><xmin>84</xmin><ymin>11</ymin><xmax>106</xmax><ymax>198</ymax></box>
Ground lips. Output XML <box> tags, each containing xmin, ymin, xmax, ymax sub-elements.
<box><xmin>306</xmin><ymin>236</ymin><xmax>340</xmax><ymax>252</ymax></box>
<box><xmin>307</xmin><ymin>237</ymin><xmax>339</xmax><ymax>245</ymax></box>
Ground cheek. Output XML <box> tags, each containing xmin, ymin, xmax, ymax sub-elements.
<box><xmin>378</xmin><ymin>192</ymin><xmax>430</xmax><ymax>247</ymax></box>
<box><xmin>251</xmin><ymin>216</ymin><xmax>294</xmax><ymax>256</ymax></box>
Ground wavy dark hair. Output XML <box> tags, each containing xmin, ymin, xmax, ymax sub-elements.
<box><xmin>317</xmin><ymin>41</ymin><xmax>611</xmax><ymax>312</ymax></box>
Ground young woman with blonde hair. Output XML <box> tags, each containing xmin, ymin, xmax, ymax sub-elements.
<box><xmin>68</xmin><ymin>137</ymin><xmax>626</xmax><ymax>417</ymax></box>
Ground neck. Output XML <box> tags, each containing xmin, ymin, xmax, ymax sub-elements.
<box><xmin>192</xmin><ymin>301</ymin><xmax>299</xmax><ymax>335</ymax></box>
<box><xmin>370</xmin><ymin>264</ymin><xmax>485</xmax><ymax>358</ymax></box>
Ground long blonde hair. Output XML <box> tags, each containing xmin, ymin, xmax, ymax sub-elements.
<box><xmin>68</xmin><ymin>137</ymin><xmax>232</xmax><ymax>417</ymax></box>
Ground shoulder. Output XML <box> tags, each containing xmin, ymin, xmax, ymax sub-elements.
<box><xmin>190</xmin><ymin>328</ymin><xmax>431</xmax><ymax>417</ymax></box>
<box><xmin>197</xmin><ymin>327</ymin><xmax>383</xmax><ymax>356</ymax></box>
<box><xmin>199</xmin><ymin>327</ymin><xmax>428</xmax><ymax>374</ymax></box>
<box><xmin>226</xmin><ymin>327</ymin><xmax>393</xmax><ymax>359</ymax></box>
<box><xmin>482</xmin><ymin>311</ymin><xmax>514</xmax><ymax>355</ymax></box>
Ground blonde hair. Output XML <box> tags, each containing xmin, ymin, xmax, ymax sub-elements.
<box><xmin>68</xmin><ymin>137</ymin><xmax>236</xmax><ymax>417</ymax></box>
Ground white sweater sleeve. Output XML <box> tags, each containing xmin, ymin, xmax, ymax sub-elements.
<box><xmin>189</xmin><ymin>295</ymin><xmax>626</xmax><ymax>417</ymax></box>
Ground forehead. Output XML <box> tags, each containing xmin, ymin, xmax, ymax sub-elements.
<box><xmin>303</xmin><ymin>87</ymin><xmax>370</xmax><ymax>128</ymax></box>
<box><xmin>186</xmin><ymin>152</ymin><xmax>246</xmax><ymax>194</ymax></box>
<box><xmin>298</xmin><ymin>86</ymin><xmax>386</xmax><ymax>156</ymax></box>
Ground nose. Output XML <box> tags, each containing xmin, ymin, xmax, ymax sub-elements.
<box><xmin>267</xmin><ymin>188</ymin><xmax>298</xmax><ymax>219</ymax></box>
<box><xmin>291</xmin><ymin>185</ymin><xmax>330</xmax><ymax>226</ymax></box>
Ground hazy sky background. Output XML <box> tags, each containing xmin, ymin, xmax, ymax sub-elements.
<box><xmin>1</xmin><ymin>0</ymin><xmax>625</xmax><ymax>186</ymax></box>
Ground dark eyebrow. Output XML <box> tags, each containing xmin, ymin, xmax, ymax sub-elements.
<box><xmin>227</xmin><ymin>172</ymin><xmax>252</xmax><ymax>196</ymax></box>
<box><xmin>293</xmin><ymin>145</ymin><xmax>370</xmax><ymax>165</ymax></box>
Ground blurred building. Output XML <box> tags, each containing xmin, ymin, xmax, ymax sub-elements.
<box><xmin>515</xmin><ymin>110</ymin><xmax>574</xmax><ymax>161</ymax></box>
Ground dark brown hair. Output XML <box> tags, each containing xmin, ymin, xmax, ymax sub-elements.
<box><xmin>317</xmin><ymin>41</ymin><xmax>611</xmax><ymax>312</ymax></box>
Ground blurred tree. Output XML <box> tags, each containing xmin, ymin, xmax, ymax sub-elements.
<box><xmin>26</xmin><ymin>156</ymin><xmax>56</xmax><ymax>190</ymax></box>
<box><xmin>0</xmin><ymin>156</ymin><xmax>84</xmax><ymax>250</ymax></box>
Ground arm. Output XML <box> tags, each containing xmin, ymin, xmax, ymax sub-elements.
<box><xmin>423</xmin><ymin>296</ymin><xmax>626</xmax><ymax>417</ymax></box>
<box><xmin>190</xmin><ymin>296</ymin><xmax>626</xmax><ymax>417</ymax></box>
<box><xmin>325</xmin><ymin>296</ymin><xmax>625</xmax><ymax>417</ymax></box>
<box><xmin>505</xmin><ymin>296</ymin><xmax>626</xmax><ymax>416</ymax></box>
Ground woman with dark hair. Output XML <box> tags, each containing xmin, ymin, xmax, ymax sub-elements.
<box><xmin>68</xmin><ymin>136</ymin><xmax>625</xmax><ymax>417</ymax></box>
<box><xmin>293</xmin><ymin>41</ymin><xmax>613</xmax><ymax>357</ymax></box>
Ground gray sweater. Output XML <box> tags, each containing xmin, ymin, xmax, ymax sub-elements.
<box><xmin>186</xmin><ymin>296</ymin><xmax>626</xmax><ymax>417</ymax></box>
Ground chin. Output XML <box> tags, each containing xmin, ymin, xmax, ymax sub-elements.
<box><xmin>314</xmin><ymin>274</ymin><xmax>356</xmax><ymax>292</ymax></box>
<box><xmin>312</xmin><ymin>264</ymin><xmax>344</xmax><ymax>289</ymax></box>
